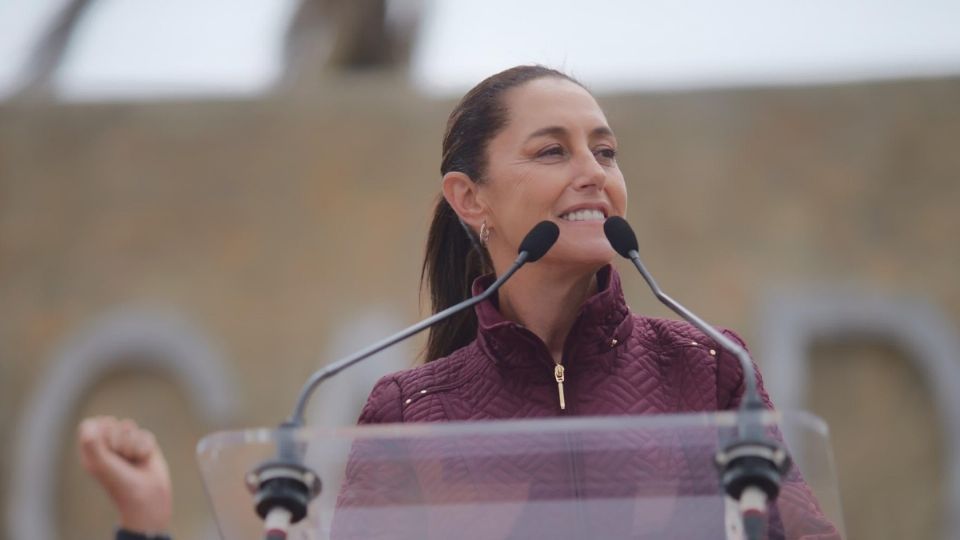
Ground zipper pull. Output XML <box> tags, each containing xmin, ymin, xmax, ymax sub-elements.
<box><xmin>554</xmin><ymin>364</ymin><xmax>566</xmax><ymax>410</ymax></box>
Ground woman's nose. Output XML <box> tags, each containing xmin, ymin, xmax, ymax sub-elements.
<box><xmin>571</xmin><ymin>150</ymin><xmax>607</xmax><ymax>191</ymax></box>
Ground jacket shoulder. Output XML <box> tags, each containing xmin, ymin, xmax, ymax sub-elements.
<box><xmin>633</xmin><ymin>314</ymin><xmax>746</xmax><ymax>351</ymax></box>
<box><xmin>631</xmin><ymin>315</ymin><xmax>763</xmax><ymax>409</ymax></box>
<box><xmin>356</xmin><ymin>343</ymin><xmax>481</xmax><ymax>424</ymax></box>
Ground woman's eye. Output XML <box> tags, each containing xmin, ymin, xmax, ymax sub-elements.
<box><xmin>537</xmin><ymin>146</ymin><xmax>565</xmax><ymax>158</ymax></box>
<box><xmin>595</xmin><ymin>148</ymin><xmax>617</xmax><ymax>162</ymax></box>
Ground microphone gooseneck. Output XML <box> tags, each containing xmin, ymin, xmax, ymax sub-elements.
<box><xmin>287</xmin><ymin>219</ymin><xmax>559</xmax><ymax>426</ymax></box>
<box><xmin>247</xmin><ymin>220</ymin><xmax>560</xmax><ymax>539</ymax></box>
<box><xmin>603</xmin><ymin>216</ymin><xmax>762</xmax><ymax>412</ymax></box>
<box><xmin>603</xmin><ymin>216</ymin><xmax>791</xmax><ymax>540</ymax></box>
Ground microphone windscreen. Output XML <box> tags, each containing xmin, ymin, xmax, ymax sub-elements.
<box><xmin>518</xmin><ymin>221</ymin><xmax>560</xmax><ymax>262</ymax></box>
<box><xmin>604</xmin><ymin>216</ymin><xmax>639</xmax><ymax>258</ymax></box>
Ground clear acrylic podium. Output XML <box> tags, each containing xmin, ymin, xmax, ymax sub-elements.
<box><xmin>197</xmin><ymin>410</ymin><xmax>844</xmax><ymax>539</ymax></box>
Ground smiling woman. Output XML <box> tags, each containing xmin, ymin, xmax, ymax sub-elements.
<box><xmin>330</xmin><ymin>65</ymin><xmax>839</xmax><ymax>538</ymax></box>
<box><xmin>378</xmin><ymin>64</ymin><xmax>749</xmax><ymax>419</ymax></box>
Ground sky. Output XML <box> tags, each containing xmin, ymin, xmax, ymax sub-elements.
<box><xmin>410</xmin><ymin>0</ymin><xmax>960</xmax><ymax>95</ymax></box>
<box><xmin>0</xmin><ymin>0</ymin><xmax>297</xmax><ymax>100</ymax></box>
<box><xmin>1</xmin><ymin>0</ymin><xmax>960</xmax><ymax>101</ymax></box>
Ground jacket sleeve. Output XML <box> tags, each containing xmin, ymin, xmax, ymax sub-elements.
<box><xmin>715</xmin><ymin>329</ymin><xmax>842</xmax><ymax>539</ymax></box>
<box><xmin>331</xmin><ymin>375</ymin><xmax>427</xmax><ymax>540</ymax></box>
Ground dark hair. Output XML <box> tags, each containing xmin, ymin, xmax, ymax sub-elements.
<box><xmin>421</xmin><ymin>65</ymin><xmax>582</xmax><ymax>362</ymax></box>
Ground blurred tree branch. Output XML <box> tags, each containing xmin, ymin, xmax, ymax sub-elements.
<box><xmin>12</xmin><ymin>0</ymin><xmax>95</xmax><ymax>101</ymax></box>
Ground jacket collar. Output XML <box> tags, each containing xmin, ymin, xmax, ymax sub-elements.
<box><xmin>471</xmin><ymin>265</ymin><xmax>634</xmax><ymax>374</ymax></box>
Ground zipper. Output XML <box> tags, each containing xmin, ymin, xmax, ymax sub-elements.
<box><xmin>554</xmin><ymin>363</ymin><xmax>566</xmax><ymax>410</ymax></box>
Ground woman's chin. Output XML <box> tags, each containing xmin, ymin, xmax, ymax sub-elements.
<box><xmin>541</xmin><ymin>241</ymin><xmax>616</xmax><ymax>269</ymax></box>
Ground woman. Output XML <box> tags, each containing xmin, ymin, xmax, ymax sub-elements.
<box><xmin>332</xmin><ymin>65</ymin><xmax>838</xmax><ymax>539</ymax></box>
<box><xmin>358</xmin><ymin>66</ymin><xmax>743</xmax><ymax>422</ymax></box>
<box><xmin>81</xmin><ymin>65</ymin><xmax>837</xmax><ymax>539</ymax></box>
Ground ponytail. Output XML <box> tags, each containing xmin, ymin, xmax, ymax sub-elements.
<box><xmin>420</xmin><ymin>196</ymin><xmax>491</xmax><ymax>362</ymax></box>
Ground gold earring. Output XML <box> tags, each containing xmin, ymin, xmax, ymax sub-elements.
<box><xmin>479</xmin><ymin>220</ymin><xmax>491</xmax><ymax>246</ymax></box>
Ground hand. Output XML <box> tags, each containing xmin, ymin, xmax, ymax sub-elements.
<box><xmin>77</xmin><ymin>416</ymin><xmax>173</xmax><ymax>534</ymax></box>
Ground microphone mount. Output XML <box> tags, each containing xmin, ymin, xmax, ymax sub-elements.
<box><xmin>603</xmin><ymin>216</ymin><xmax>791</xmax><ymax>540</ymax></box>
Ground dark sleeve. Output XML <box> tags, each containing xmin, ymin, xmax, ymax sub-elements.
<box><xmin>714</xmin><ymin>330</ymin><xmax>842</xmax><ymax>539</ymax></box>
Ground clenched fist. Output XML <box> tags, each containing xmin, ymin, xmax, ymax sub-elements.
<box><xmin>77</xmin><ymin>416</ymin><xmax>173</xmax><ymax>534</ymax></box>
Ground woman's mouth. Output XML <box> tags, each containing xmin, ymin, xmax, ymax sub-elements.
<box><xmin>559</xmin><ymin>209</ymin><xmax>606</xmax><ymax>222</ymax></box>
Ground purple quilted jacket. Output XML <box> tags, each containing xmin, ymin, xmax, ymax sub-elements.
<box><xmin>332</xmin><ymin>266</ymin><xmax>840</xmax><ymax>539</ymax></box>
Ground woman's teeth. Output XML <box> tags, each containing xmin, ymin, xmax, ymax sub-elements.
<box><xmin>560</xmin><ymin>209</ymin><xmax>605</xmax><ymax>222</ymax></box>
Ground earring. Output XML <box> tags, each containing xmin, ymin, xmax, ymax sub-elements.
<box><xmin>479</xmin><ymin>220</ymin><xmax>491</xmax><ymax>247</ymax></box>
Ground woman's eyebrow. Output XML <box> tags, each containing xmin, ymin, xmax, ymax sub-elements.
<box><xmin>592</xmin><ymin>126</ymin><xmax>615</xmax><ymax>138</ymax></box>
<box><xmin>525</xmin><ymin>126</ymin><xmax>567</xmax><ymax>141</ymax></box>
<box><xmin>525</xmin><ymin>125</ymin><xmax>615</xmax><ymax>141</ymax></box>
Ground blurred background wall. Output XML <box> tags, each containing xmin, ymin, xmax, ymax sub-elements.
<box><xmin>1</xmin><ymin>1</ymin><xmax>959</xmax><ymax>539</ymax></box>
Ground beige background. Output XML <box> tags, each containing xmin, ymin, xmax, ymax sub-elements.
<box><xmin>2</xmin><ymin>73</ymin><xmax>959</xmax><ymax>539</ymax></box>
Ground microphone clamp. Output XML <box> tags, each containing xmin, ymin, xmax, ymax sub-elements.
<box><xmin>246</xmin><ymin>424</ymin><xmax>322</xmax><ymax>539</ymax></box>
<box><xmin>246</xmin><ymin>460</ymin><xmax>321</xmax><ymax>525</ymax></box>
<box><xmin>715</xmin><ymin>437</ymin><xmax>791</xmax><ymax>505</ymax></box>
<box><xmin>715</xmin><ymin>435</ymin><xmax>792</xmax><ymax>540</ymax></box>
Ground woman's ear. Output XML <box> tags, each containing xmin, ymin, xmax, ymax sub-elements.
<box><xmin>441</xmin><ymin>172</ymin><xmax>487</xmax><ymax>230</ymax></box>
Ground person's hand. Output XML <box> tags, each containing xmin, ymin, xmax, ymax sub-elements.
<box><xmin>77</xmin><ymin>416</ymin><xmax>173</xmax><ymax>534</ymax></box>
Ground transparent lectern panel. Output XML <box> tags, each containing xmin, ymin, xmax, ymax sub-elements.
<box><xmin>197</xmin><ymin>411</ymin><xmax>844</xmax><ymax>540</ymax></box>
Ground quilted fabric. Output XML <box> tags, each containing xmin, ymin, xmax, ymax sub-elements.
<box><xmin>332</xmin><ymin>266</ymin><xmax>841</xmax><ymax>539</ymax></box>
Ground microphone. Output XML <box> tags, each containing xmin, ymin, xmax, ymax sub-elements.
<box><xmin>246</xmin><ymin>220</ymin><xmax>560</xmax><ymax>538</ymax></box>
<box><xmin>603</xmin><ymin>216</ymin><xmax>790</xmax><ymax>540</ymax></box>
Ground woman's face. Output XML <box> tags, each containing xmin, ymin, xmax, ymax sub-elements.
<box><xmin>480</xmin><ymin>77</ymin><xmax>627</xmax><ymax>271</ymax></box>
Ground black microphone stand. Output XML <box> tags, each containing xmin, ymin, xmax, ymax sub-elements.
<box><xmin>604</xmin><ymin>217</ymin><xmax>790</xmax><ymax>540</ymax></box>
<box><xmin>244</xmin><ymin>221</ymin><xmax>559</xmax><ymax>540</ymax></box>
